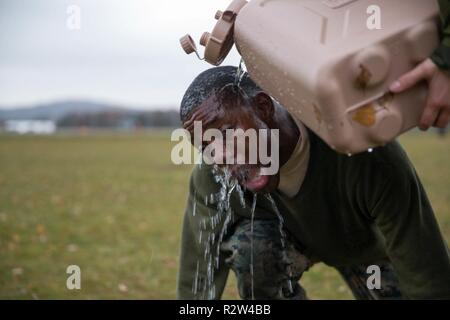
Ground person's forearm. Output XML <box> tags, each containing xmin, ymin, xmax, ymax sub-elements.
<box><xmin>431</xmin><ymin>0</ymin><xmax>450</xmax><ymax>70</ymax></box>
<box><xmin>177</xmin><ymin>166</ymin><xmax>231</xmax><ymax>300</ymax></box>
<box><xmin>371</xmin><ymin>165</ymin><xmax>450</xmax><ymax>299</ymax></box>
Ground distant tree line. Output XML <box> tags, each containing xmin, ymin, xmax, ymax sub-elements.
<box><xmin>57</xmin><ymin>110</ymin><xmax>180</xmax><ymax>129</ymax></box>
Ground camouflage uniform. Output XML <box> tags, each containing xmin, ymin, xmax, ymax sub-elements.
<box><xmin>337</xmin><ymin>261</ymin><xmax>403</xmax><ymax>300</ymax></box>
<box><xmin>222</xmin><ymin>218</ymin><xmax>404</xmax><ymax>300</ymax></box>
<box><xmin>221</xmin><ymin>219</ymin><xmax>310</xmax><ymax>300</ymax></box>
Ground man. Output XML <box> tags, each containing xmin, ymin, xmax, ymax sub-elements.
<box><xmin>176</xmin><ymin>66</ymin><xmax>450</xmax><ymax>300</ymax></box>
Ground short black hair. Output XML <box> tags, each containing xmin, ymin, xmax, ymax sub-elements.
<box><xmin>180</xmin><ymin>66</ymin><xmax>262</xmax><ymax>122</ymax></box>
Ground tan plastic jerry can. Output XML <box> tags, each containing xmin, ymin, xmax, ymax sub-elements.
<box><xmin>181</xmin><ymin>0</ymin><xmax>440</xmax><ymax>154</ymax></box>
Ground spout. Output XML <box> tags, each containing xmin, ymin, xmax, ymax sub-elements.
<box><xmin>200</xmin><ymin>32</ymin><xmax>211</xmax><ymax>47</ymax></box>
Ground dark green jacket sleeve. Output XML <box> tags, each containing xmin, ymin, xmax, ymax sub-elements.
<box><xmin>431</xmin><ymin>0</ymin><xmax>450</xmax><ymax>70</ymax></box>
<box><xmin>371</xmin><ymin>163</ymin><xmax>450</xmax><ymax>299</ymax></box>
<box><xmin>176</xmin><ymin>165</ymin><xmax>230</xmax><ymax>299</ymax></box>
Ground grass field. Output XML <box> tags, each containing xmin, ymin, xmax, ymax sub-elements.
<box><xmin>0</xmin><ymin>130</ymin><xmax>449</xmax><ymax>299</ymax></box>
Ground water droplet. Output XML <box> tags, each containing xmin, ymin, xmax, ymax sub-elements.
<box><xmin>192</xmin><ymin>192</ymin><xmax>197</xmax><ymax>217</ymax></box>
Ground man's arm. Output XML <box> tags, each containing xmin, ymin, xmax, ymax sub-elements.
<box><xmin>370</xmin><ymin>163</ymin><xmax>450</xmax><ymax>299</ymax></box>
<box><xmin>176</xmin><ymin>165</ymin><xmax>230</xmax><ymax>299</ymax></box>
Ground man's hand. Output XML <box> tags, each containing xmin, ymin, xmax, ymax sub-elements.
<box><xmin>389</xmin><ymin>58</ymin><xmax>450</xmax><ymax>130</ymax></box>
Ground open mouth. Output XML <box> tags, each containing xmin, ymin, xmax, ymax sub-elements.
<box><xmin>244</xmin><ymin>173</ymin><xmax>270</xmax><ymax>192</ymax></box>
<box><xmin>231</xmin><ymin>166</ymin><xmax>270</xmax><ymax>192</ymax></box>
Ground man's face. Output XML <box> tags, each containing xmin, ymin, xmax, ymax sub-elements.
<box><xmin>183</xmin><ymin>85</ymin><xmax>280</xmax><ymax>193</ymax></box>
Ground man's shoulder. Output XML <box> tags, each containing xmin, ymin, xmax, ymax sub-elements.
<box><xmin>190</xmin><ymin>164</ymin><xmax>221</xmax><ymax>195</ymax></box>
<box><xmin>306</xmin><ymin>126</ymin><xmax>415</xmax><ymax>176</ymax></box>
<box><xmin>361</xmin><ymin>140</ymin><xmax>415</xmax><ymax>176</ymax></box>
<box><xmin>191</xmin><ymin>163</ymin><xmax>214</xmax><ymax>182</ymax></box>
<box><xmin>346</xmin><ymin>140</ymin><xmax>419</xmax><ymax>199</ymax></box>
<box><xmin>305</xmin><ymin>130</ymin><xmax>420</xmax><ymax>201</ymax></box>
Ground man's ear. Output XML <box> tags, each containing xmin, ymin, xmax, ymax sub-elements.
<box><xmin>253</xmin><ymin>92</ymin><xmax>274</xmax><ymax>122</ymax></box>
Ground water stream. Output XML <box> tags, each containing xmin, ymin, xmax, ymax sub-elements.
<box><xmin>266</xmin><ymin>193</ymin><xmax>294</xmax><ymax>294</ymax></box>
<box><xmin>192</xmin><ymin>171</ymin><xmax>292</xmax><ymax>299</ymax></box>
<box><xmin>250</xmin><ymin>193</ymin><xmax>258</xmax><ymax>300</ymax></box>
<box><xmin>192</xmin><ymin>165</ymin><xmax>240</xmax><ymax>299</ymax></box>
<box><xmin>235</xmin><ymin>58</ymin><xmax>247</xmax><ymax>87</ymax></box>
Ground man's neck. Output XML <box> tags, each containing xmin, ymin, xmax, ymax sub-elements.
<box><xmin>273</xmin><ymin>109</ymin><xmax>301</xmax><ymax>167</ymax></box>
<box><xmin>276</xmin><ymin>114</ymin><xmax>310</xmax><ymax>198</ymax></box>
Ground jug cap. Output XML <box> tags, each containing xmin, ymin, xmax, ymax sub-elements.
<box><xmin>180</xmin><ymin>0</ymin><xmax>247</xmax><ymax>66</ymax></box>
<box><xmin>180</xmin><ymin>35</ymin><xmax>197</xmax><ymax>55</ymax></box>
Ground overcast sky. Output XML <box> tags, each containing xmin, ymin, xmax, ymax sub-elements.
<box><xmin>0</xmin><ymin>0</ymin><xmax>241</xmax><ymax>109</ymax></box>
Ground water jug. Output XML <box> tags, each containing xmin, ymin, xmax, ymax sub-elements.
<box><xmin>181</xmin><ymin>0</ymin><xmax>440</xmax><ymax>154</ymax></box>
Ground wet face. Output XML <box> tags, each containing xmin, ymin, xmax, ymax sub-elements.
<box><xmin>183</xmin><ymin>85</ymin><xmax>280</xmax><ymax>193</ymax></box>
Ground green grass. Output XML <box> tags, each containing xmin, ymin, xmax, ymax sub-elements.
<box><xmin>0</xmin><ymin>131</ymin><xmax>448</xmax><ymax>299</ymax></box>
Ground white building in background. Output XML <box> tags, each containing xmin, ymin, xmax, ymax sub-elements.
<box><xmin>5</xmin><ymin>120</ymin><xmax>56</xmax><ymax>135</ymax></box>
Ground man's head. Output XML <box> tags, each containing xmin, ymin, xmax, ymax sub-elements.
<box><xmin>180</xmin><ymin>66</ymin><xmax>297</xmax><ymax>193</ymax></box>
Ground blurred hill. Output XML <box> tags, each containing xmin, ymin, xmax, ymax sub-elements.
<box><xmin>0</xmin><ymin>101</ymin><xmax>180</xmax><ymax>129</ymax></box>
<box><xmin>0</xmin><ymin>101</ymin><xmax>126</xmax><ymax>121</ymax></box>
